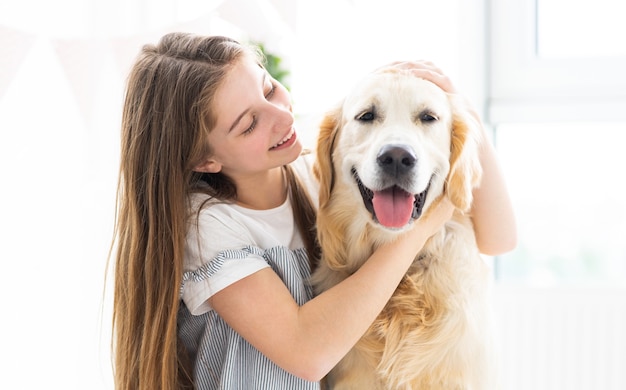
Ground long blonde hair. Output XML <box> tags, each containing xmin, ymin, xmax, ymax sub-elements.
<box><xmin>111</xmin><ymin>32</ymin><xmax>318</xmax><ymax>389</ymax></box>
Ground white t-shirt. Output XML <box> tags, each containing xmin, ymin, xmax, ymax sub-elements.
<box><xmin>180</xmin><ymin>153</ymin><xmax>319</xmax><ymax>315</ymax></box>
<box><xmin>178</xmin><ymin>154</ymin><xmax>321</xmax><ymax>389</ymax></box>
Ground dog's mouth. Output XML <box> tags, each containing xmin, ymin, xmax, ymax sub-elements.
<box><xmin>352</xmin><ymin>168</ymin><xmax>432</xmax><ymax>229</ymax></box>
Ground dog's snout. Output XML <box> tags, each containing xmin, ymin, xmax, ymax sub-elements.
<box><xmin>376</xmin><ymin>144</ymin><xmax>417</xmax><ymax>176</ymax></box>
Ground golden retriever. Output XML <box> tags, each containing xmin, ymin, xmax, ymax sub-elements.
<box><xmin>311</xmin><ymin>69</ymin><xmax>496</xmax><ymax>389</ymax></box>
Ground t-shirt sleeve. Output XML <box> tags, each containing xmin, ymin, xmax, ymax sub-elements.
<box><xmin>181</xmin><ymin>207</ymin><xmax>269</xmax><ymax>315</ymax></box>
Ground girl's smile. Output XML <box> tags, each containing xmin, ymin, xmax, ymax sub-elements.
<box><xmin>270</xmin><ymin>127</ymin><xmax>297</xmax><ymax>150</ymax></box>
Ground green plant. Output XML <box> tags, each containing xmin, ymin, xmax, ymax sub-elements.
<box><xmin>253</xmin><ymin>42</ymin><xmax>290</xmax><ymax>91</ymax></box>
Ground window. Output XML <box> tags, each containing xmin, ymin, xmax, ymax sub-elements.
<box><xmin>489</xmin><ymin>0</ymin><xmax>626</xmax><ymax>285</ymax></box>
<box><xmin>537</xmin><ymin>0</ymin><xmax>626</xmax><ymax>59</ymax></box>
<box><xmin>495</xmin><ymin>121</ymin><xmax>626</xmax><ymax>286</ymax></box>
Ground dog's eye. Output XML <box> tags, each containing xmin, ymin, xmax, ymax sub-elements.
<box><xmin>356</xmin><ymin>111</ymin><xmax>375</xmax><ymax>122</ymax></box>
<box><xmin>420</xmin><ymin>112</ymin><xmax>439</xmax><ymax>122</ymax></box>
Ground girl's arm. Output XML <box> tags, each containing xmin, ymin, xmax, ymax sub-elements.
<box><xmin>210</xmin><ymin>197</ymin><xmax>455</xmax><ymax>381</ymax></box>
<box><xmin>471</xmin><ymin>129</ymin><xmax>518</xmax><ymax>255</ymax></box>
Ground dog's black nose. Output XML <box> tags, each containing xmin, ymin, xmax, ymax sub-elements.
<box><xmin>376</xmin><ymin>144</ymin><xmax>417</xmax><ymax>176</ymax></box>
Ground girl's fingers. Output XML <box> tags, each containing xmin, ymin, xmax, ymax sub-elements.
<box><xmin>374</xmin><ymin>61</ymin><xmax>457</xmax><ymax>94</ymax></box>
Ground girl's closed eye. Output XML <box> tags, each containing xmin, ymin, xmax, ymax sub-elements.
<box><xmin>264</xmin><ymin>81</ymin><xmax>276</xmax><ymax>100</ymax></box>
<box><xmin>241</xmin><ymin>76</ymin><xmax>278</xmax><ymax>136</ymax></box>
<box><xmin>243</xmin><ymin>116</ymin><xmax>256</xmax><ymax>135</ymax></box>
<box><xmin>242</xmin><ymin>80</ymin><xmax>276</xmax><ymax>135</ymax></box>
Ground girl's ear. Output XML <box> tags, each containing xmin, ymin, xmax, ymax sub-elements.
<box><xmin>193</xmin><ymin>159</ymin><xmax>222</xmax><ymax>173</ymax></box>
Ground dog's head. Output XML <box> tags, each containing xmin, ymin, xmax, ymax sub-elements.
<box><xmin>314</xmin><ymin>70</ymin><xmax>482</xmax><ymax>235</ymax></box>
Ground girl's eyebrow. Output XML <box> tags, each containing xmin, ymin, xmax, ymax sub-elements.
<box><xmin>228</xmin><ymin>73</ymin><xmax>268</xmax><ymax>133</ymax></box>
<box><xmin>228</xmin><ymin>107</ymin><xmax>251</xmax><ymax>134</ymax></box>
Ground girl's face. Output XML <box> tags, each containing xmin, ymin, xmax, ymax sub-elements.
<box><xmin>194</xmin><ymin>56</ymin><xmax>302</xmax><ymax>181</ymax></box>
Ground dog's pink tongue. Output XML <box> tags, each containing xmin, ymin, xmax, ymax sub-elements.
<box><xmin>372</xmin><ymin>187</ymin><xmax>414</xmax><ymax>228</ymax></box>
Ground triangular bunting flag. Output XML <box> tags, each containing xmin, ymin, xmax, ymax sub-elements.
<box><xmin>52</xmin><ymin>38</ymin><xmax>105</xmax><ymax>127</ymax></box>
<box><xmin>0</xmin><ymin>25</ymin><xmax>36</xmax><ymax>103</ymax></box>
<box><xmin>216</xmin><ymin>0</ymin><xmax>290</xmax><ymax>44</ymax></box>
<box><xmin>110</xmin><ymin>32</ymin><xmax>158</xmax><ymax>80</ymax></box>
<box><xmin>267</xmin><ymin>0</ymin><xmax>297</xmax><ymax>33</ymax></box>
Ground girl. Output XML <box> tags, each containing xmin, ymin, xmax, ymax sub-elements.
<box><xmin>112</xmin><ymin>32</ymin><xmax>516</xmax><ymax>389</ymax></box>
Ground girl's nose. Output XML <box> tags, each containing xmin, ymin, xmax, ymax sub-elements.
<box><xmin>268</xmin><ymin>101</ymin><xmax>294</xmax><ymax>128</ymax></box>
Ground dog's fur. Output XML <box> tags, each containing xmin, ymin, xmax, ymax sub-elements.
<box><xmin>311</xmin><ymin>70</ymin><xmax>496</xmax><ymax>389</ymax></box>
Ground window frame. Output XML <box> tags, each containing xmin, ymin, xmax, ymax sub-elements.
<box><xmin>487</xmin><ymin>0</ymin><xmax>626</xmax><ymax>124</ymax></box>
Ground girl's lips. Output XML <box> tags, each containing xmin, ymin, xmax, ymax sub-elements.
<box><xmin>270</xmin><ymin>127</ymin><xmax>296</xmax><ymax>150</ymax></box>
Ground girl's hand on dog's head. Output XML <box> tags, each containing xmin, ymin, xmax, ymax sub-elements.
<box><xmin>374</xmin><ymin>60</ymin><xmax>457</xmax><ymax>94</ymax></box>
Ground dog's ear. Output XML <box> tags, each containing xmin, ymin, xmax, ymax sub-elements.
<box><xmin>313</xmin><ymin>105</ymin><xmax>342</xmax><ymax>209</ymax></box>
<box><xmin>446</xmin><ymin>99</ymin><xmax>483</xmax><ymax>213</ymax></box>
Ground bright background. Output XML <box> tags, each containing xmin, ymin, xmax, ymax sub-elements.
<box><xmin>1</xmin><ymin>0</ymin><xmax>624</xmax><ymax>388</ymax></box>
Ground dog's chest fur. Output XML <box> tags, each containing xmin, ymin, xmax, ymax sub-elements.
<box><xmin>316</xmin><ymin>213</ymin><xmax>493</xmax><ymax>390</ymax></box>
